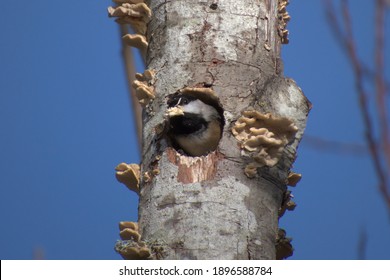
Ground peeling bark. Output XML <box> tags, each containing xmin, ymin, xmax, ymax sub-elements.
<box><xmin>131</xmin><ymin>0</ymin><xmax>309</xmax><ymax>260</ymax></box>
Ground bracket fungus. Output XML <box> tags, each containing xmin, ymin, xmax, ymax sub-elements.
<box><xmin>131</xmin><ymin>69</ymin><xmax>155</xmax><ymax>107</ymax></box>
<box><xmin>287</xmin><ymin>171</ymin><xmax>302</xmax><ymax>187</ymax></box>
<box><xmin>244</xmin><ymin>162</ymin><xmax>259</xmax><ymax>179</ymax></box>
<box><xmin>115</xmin><ymin>163</ymin><xmax>140</xmax><ymax>194</ymax></box>
<box><xmin>108</xmin><ymin>1</ymin><xmax>151</xmax><ymax>35</ymax></box>
<box><xmin>135</xmin><ymin>69</ymin><xmax>155</xmax><ymax>82</ymax></box>
<box><xmin>275</xmin><ymin>228</ymin><xmax>294</xmax><ymax>260</ymax></box>
<box><xmin>143</xmin><ymin>171</ymin><xmax>152</xmax><ymax>183</ymax></box>
<box><xmin>108</xmin><ymin>0</ymin><xmax>151</xmax><ymax>57</ymax></box>
<box><xmin>115</xmin><ymin>240</ymin><xmax>152</xmax><ymax>260</ymax></box>
<box><xmin>232</xmin><ymin>110</ymin><xmax>298</xmax><ymax>178</ymax></box>
<box><xmin>116</xmin><ymin>221</ymin><xmax>169</xmax><ymax>260</ymax></box>
<box><xmin>132</xmin><ymin>80</ymin><xmax>155</xmax><ymax>107</ymax></box>
<box><xmin>123</xmin><ymin>34</ymin><xmax>148</xmax><ymax>52</ymax></box>
<box><xmin>277</xmin><ymin>0</ymin><xmax>290</xmax><ymax>44</ymax></box>
<box><xmin>119</xmin><ymin>221</ymin><xmax>141</xmax><ymax>242</ymax></box>
<box><xmin>278</xmin><ymin>190</ymin><xmax>296</xmax><ymax>218</ymax></box>
<box><xmin>115</xmin><ymin>221</ymin><xmax>152</xmax><ymax>260</ymax></box>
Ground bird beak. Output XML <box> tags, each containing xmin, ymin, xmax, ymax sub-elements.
<box><xmin>166</xmin><ymin>106</ymin><xmax>184</xmax><ymax>117</ymax></box>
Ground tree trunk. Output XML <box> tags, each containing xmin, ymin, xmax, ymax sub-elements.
<box><xmin>114</xmin><ymin>0</ymin><xmax>310</xmax><ymax>260</ymax></box>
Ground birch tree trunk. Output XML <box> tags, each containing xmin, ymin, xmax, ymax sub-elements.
<box><xmin>114</xmin><ymin>0</ymin><xmax>310</xmax><ymax>260</ymax></box>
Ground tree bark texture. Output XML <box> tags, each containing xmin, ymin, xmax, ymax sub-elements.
<box><xmin>136</xmin><ymin>0</ymin><xmax>309</xmax><ymax>259</ymax></box>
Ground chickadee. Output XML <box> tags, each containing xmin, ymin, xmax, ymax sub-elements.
<box><xmin>167</xmin><ymin>94</ymin><xmax>223</xmax><ymax>157</ymax></box>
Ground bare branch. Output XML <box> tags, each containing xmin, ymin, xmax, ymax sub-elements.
<box><xmin>375</xmin><ymin>0</ymin><xmax>390</xmax><ymax>172</ymax></box>
<box><xmin>357</xmin><ymin>225</ymin><xmax>367</xmax><ymax>260</ymax></box>
<box><xmin>324</xmin><ymin>0</ymin><xmax>390</xmax><ymax>212</ymax></box>
<box><xmin>119</xmin><ymin>24</ymin><xmax>143</xmax><ymax>153</ymax></box>
<box><xmin>302</xmin><ymin>135</ymin><xmax>367</xmax><ymax>156</ymax></box>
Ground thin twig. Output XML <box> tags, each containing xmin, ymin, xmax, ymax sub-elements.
<box><xmin>357</xmin><ymin>225</ymin><xmax>367</xmax><ymax>260</ymax></box>
<box><xmin>119</xmin><ymin>25</ymin><xmax>143</xmax><ymax>153</ymax></box>
<box><xmin>341</xmin><ymin>0</ymin><xmax>390</xmax><ymax>212</ymax></box>
<box><xmin>324</xmin><ymin>0</ymin><xmax>390</xmax><ymax>212</ymax></box>
<box><xmin>325</xmin><ymin>0</ymin><xmax>390</xmax><ymax>90</ymax></box>
<box><xmin>375</xmin><ymin>0</ymin><xmax>390</xmax><ymax>172</ymax></box>
<box><xmin>302</xmin><ymin>135</ymin><xmax>367</xmax><ymax>156</ymax></box>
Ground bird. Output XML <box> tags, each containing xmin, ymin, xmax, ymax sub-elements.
<box><xmin>167</xmin><ymin>93</ymin><xmax>223</xmax><ymax>156</ymax></box>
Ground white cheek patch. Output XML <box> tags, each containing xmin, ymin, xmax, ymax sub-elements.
<box><xmin>182</xmin><ymin>100</ymin><xmax>218</xmax><ymax>120</ymax></box>
<box><xmin>181</xmin><ymin>100</ymin><xmax>202</xmax><ymax>114</ymax></box>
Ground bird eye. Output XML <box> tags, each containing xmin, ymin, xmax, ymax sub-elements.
<box><xmin>182</xmin><ymin>98</ymin><xmax>189</xmax><ymax>105</ymax></box>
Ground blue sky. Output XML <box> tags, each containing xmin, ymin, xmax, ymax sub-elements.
<box><xmin>0</xmin><ymin>1</ymin><xmax>389</xmax><ymax>260</ymax></box>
